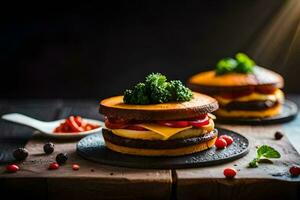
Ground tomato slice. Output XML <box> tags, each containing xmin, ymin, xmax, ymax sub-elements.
<box><xmin>255</xmin><ymin>85</ymin><xmax>277</xmax><ymax>94</ymax></box>
<box><xmin>105</xmin><ymin>118</ymin><xmax>144</xmax><ymax>130</ymax></box>
<box><xmin>158</xmin><ymin>120</ymin><xmax>190</xmax><ymax>128</ymax></box>
<box><xmin>125</xmin><ymin>125</ymin><xmax>148</xmax><ymax>131</ymax></box>
<box><xmin>188</xmin><ymin>116</ymin><xmax>209</xmax><ymax>128</ymax></box>
<box><xmin>105</xmin><ymin>118</ymin><xmax>126</xmax><ymax>129</ymax></box>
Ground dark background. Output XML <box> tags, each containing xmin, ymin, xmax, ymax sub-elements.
<box><xmin>1</xmin><ymin>0</ymin><xmax>299</xmax><ymax>99</ymax></box>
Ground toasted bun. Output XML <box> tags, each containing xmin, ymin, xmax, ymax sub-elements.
<box><xmin>104</xmin><ymin>137</ymin><xmax>217</xmax><ymax>156</ymax></box>
<box><xmin>188</xmin><ymin>66</ymin><xmax>284</xmax><ymax>94</ymax></box>
<box><xmin>215</xmin><ymin>103</ymin><xmax>282</xmax><ymax>118</ymax></box>
<box><xmin>99</xmin><ymin>92</ymin><xmax>218</xmax><ymax>120</ymax></box>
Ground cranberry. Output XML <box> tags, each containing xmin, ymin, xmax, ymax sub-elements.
<box><xmin>49</xmin><ymin>162</ymin><xmax>60</xmax><ymax>170</ymax></box>
<box><xmin>223</xmin><ymin>167</ymin><xmax>237</xmax><ymax>178</ymax></box>
<box><xmin>215</xmin><ymin>137</ymin><xmax>227</xmax><ymax>149</ymax></box>
<box><xmin>72</xmin><ymin>164</ymin><xmax>80</xmax><ymax>171</ymax></box>
<box><xmin>289</xmin><ymin>165</ymin><xmax>300</xmax><ymax>176</ymax></box>
<box><xmin>220</xmin><ymin>135</ymin><xmax>234</xmax><ymax>145</ymax></box>
<box><xmin>6</xmin><ymin>164</ymin><xmax>19</xmax><ymax>173</ymax></box>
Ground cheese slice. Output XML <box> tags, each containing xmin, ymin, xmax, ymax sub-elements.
<box><xmin>137</xmin><ymin>123</ymin><xmax>193</xmax><ymax>139</ymax></box>
<box><xmin>215</xmin><ymin>89</ymin><xmax>284</xmax><ymax>105</ymax></box>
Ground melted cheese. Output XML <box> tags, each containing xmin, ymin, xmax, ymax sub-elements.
<box><xmin>112</xmin><ymin>129</ymin><xmax>164</xmax><ymax>140</ymax></box>
<box><xmin>215</xmin><ymin>89</ymin><xmax>284</xmax><ymax>105</ymax></box>
<box><xmin>110</xmin><ymin>119</ymin><xmax>214</xmax><ymax>140</ymax></box>
<box><xmin>137</xmin><ymin>123</ymin><xmax>193</xmax><ymax>139</ymax></box>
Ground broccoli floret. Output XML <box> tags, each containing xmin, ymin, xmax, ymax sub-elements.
<box><xmin>215</xmin><ymin>57</ymin><xmax>237</xmax><ymax>75</ymax></box>
<box><xmin>123</xmin><ymin>73</ymin><xmax>193</xmax><ymax>104</ymax></box>
<box><xmin>215</xmin><ymin>53</ymin><xmax>255</xmax><ymax>75</ymax></box>
<box><xmin>123</xmin><ymin>83</ymin><xmax>150</xmax><ymax>104</ymax></box>
<box><xmin>235</xmin><ymin>53</ymin><xmax>255</xmax><ymax>73</ymax></box>
<box><xmin>145</xmin><ymin>73</ymin><xmax>172</xmax><ymax>103</ymax></box>
<box><xmin>169</xmin><ymin>80</ymin><xmax>193</xmax><ymax>101</ymax></box>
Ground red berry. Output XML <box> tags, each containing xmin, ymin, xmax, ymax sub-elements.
<box><xmin>49</xmin><ymin>162</ymin><xmax>60</xmax><ymax>170</ymax></box>
<box><xmin>6</xmin><ymin>164</ymin><xmax>19</xmax><ymax>173</ymax></box>
<box><xmin>223</xmin><ymin>167</ymin><xmax>237</xmax><ymax>178</ymax></box>
<box><xmin>72</xmin><ymin>164</ymin><xmax>80</xmax><ymax>171</ymax></box>
<box><xmin>289</xmin><ymin>165</ymin><xmax>300</xmax><ymax>176</ymax></box>
<box><xmin>215</xmin><ymin>137</ymin><xmax>227</xmax><ymax>149</ymax></box>
<box><xmin>220</xmin><ymin>135</ymin><xmax>234</xmax><ymax>146</ymax></box>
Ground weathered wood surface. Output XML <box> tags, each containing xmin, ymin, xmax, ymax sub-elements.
<box><xmin>1</xmin><ymin>137</ymin><xmax>172</xmax><ymax>200</ymax></box>
<box><xmin>1</xmin><ymin>97</ymin><xmax>300</xmax><ymax>200</ymax></box>
<box><xmin>0</xmin><ymin>100</ymin><xmax>172</xmax><ymax>200</ymax></box>
<box><xmin>176</xmin><ymin>118</ymin><xmax>300</xmax><ymax>200</ymax></box>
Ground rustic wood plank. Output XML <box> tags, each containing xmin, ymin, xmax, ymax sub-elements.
<box><xmin>175</xmin><ymin>123</ymin><xmax>300</xmax><ymax>200</ymax></box>
<box><xmin>0</xmin><ymin>100</ymin><xmax>172</xmax><ymax>200</ymax></box>
<box><xmin>0</xmin><ymin>138</ymin><xmax>172</xmax><ymax>200</ymax></box>
<box><xmin>0</xmin><ymin>100</ymin><xmax>62</xmax><ymax>163</ymax></box>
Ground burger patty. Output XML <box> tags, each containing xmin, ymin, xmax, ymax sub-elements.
<box><xmin>220</xmin><ymin>100</ymin><xmax>279</xmax><ymax>111</ymax></box>
<box><xmin>102</xmin><ymin>128</ymin><xmax>218</xmax><ymax>149</ymax></box>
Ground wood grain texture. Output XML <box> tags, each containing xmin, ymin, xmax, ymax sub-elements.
<box><xmin>176</xmin><ymin>123</ymin><xmax>300</xmax><ymax>200</ymax></box>
<box><xmin>0</xmin><ymin>103</ymin><xmax>172</xmax><ymax>200</ymax></box>
<box><xmin>0</xmin><ymin>100</ymin><xmax>62</xmax><ymax>163</ymax></box>
<box><xmin>0</xmin><ymin>137</ymin><xmax>172</xmax><ymax>200</ymax></box>
<box><xmin>1</xmin><ymin>100</ymin><xmax>300</xmax><ymax>200</ymax></box>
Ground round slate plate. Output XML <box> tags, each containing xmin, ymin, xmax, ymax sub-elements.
<box><xmin>76</xmin><ymin>128</ymin><xmax>249</xmax><ymax>169</ymax></box>
<box><xmin>216</xmin><ymin>99</ymin><xmax>298</xmax><ymax>125</ymax></box>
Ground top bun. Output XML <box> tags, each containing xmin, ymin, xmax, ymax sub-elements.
<box><xmin>188</xmin><ymin>66</ymin><xmax>283</xmax><ymax>88</ymax></box>
<box><xmin>99</xmin><ymin>92</ymin><xmax>218</xmax><ymax>120</ymax></box>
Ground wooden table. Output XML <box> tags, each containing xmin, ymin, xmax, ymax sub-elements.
<box><xmin>1</xmin><ymin>97</ymin><xmax>300</xmax><ymax>200</ymax></box>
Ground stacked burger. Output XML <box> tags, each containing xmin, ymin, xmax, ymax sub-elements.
<box><xmin>188</xmin><ymin>53</ymin><xmax>284</xmax><ymax>119</ymax></box>
<box><xmin>99</xmin><ymin>73</ymin><xmax>219</xmax><ymax>156</ymax></box>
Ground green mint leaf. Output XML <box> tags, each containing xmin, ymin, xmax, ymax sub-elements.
<box><xmin>257</xmin><ymin>145</ymin><xmax>281</xmax><ymax>159</ymax></box>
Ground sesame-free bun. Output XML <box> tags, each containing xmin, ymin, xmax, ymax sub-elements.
<box><xmin>99</xmin><ymin>92</ymin><xmax>218</xmax><ymax>120</ymax></box>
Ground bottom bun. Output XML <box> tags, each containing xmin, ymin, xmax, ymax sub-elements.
<box><xmin>215</xmin><ymin>103</ymin><xmax>281</xmax><ymax>118</ymax></box>
<box><xmin>104</xmin><ymin>136</ymin><xmax>217</xmax><ymax>156</ymax></box>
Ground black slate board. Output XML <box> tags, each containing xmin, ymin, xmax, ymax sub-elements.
<box><xmin>77</xmin><ymin>128</ymin><xmax>249</xmax><ymax>169</ymax></box>
<box><xmin>216</xmin><ymin>99</ymin><xmax>298</xmax><ymax>125</ymax></box>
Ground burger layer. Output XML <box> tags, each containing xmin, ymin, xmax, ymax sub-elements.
<box><xmin>102</xmin><ymin>128</ymin><xmax>218</xmax><ymax>149</ymax></box>
<box><xmin>99</xmin><ymin>92</ymin><xmax>218</xmax><ymax>121</ymax></box>
<box><xmin>215</xmin><ymin>103</ymin><xmax>282</xmax><ymax>118</ymax></box>
<box><xmin>214</xmin><ymin>89</ymin><xmax>284</xmax><ymax>106</ymax></box>
<box><xmin>220</xmin><ymin>100</ymin><xmax>279</xmax><ymax>111</ymax></box>
<box><xmin>104</xmin><ymin>137</ymin><xmax>217</xmax><ymax>156</ymax></box>
<box><xmin>108</xmin><ymin>118</ymin><xmax>214</xmax><ymax>140</ymax></box>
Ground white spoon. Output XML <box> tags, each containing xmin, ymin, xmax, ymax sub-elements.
<box><xmin>1</xmin><ymin>113</ymin><xmax>104</xmax><ymax>139</ymax></box>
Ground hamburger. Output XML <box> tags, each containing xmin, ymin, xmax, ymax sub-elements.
<box><xmin>99</xmin><ymin>73</ymin><xmax>219</xmax><ymax>156</ymax></box>
<box><xmin>188</xmin><ymin>53</ymin><xmax>284</xmax><ymax>119</ymax></box>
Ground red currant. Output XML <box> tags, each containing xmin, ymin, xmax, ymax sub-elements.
<box><xmin>289</xmin><ymin>165</ymin><xmax>300</xmax><ymax>176</ymax></box>
<box><xmin>72</xmin><ymin>164</ymin><xmax>80</xmax><ymax>171</ymax></box>
<box><xmin>223</xmin><ymin>167</ymin><xmax>237</xmax><ymax>178</ymax></box>
<box><xmin>6</xmin><ymin>164</ymin><xmax>19</xmax><ymax>173</ymax></box>
<box><xmin>215</xmin><ymin>137</ymin><xmax>227</xmax><ymax>149</ymax></box>
<box><xmin>220</xmin><ymin>135</ymin><xmax>234</xmax><ymax>146</ymax></box>
<box><xmin>49</xmin><ymin>162</ymin><xmax>60</xmax><ymax>170</ymax></box>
